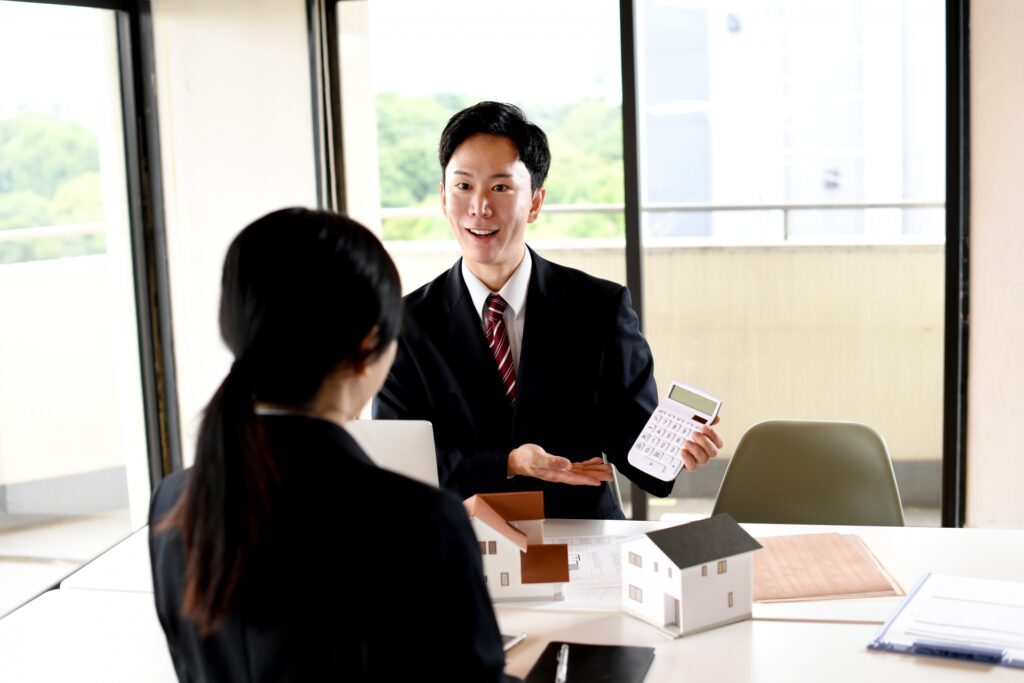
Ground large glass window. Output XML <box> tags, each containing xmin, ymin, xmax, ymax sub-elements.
<box><xmin>636</xmin><ymin>0</ymin><xmax>945</xmax><ymax>524</ymax></box>
<box><xmin>333</xmin><ymin>0</ymin><xmax>946</xmax><ymax>524</ymax></box>
<box><xmin>336</xmin><ymin>0</ymin><xmax>627</xmax><ymax>293</ymax></box>
<box><xmin>0</xmin><ymin>1</ymin><xmax>150</xmax><ymax>615</ymax></box>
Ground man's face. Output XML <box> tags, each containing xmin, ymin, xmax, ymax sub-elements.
<box><xmin>441</xmin><ymin>133</ymin><xmax>545</xmax><ymax>290</ymax></box>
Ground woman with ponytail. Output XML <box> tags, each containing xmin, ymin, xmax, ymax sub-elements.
<box><xmin>149</xmin><ymin>208</ymin><xmax>516</xmax><ymax>681</ymax></box>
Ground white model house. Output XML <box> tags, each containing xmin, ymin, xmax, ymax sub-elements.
<box><xmin>464</xmin><ymin>491</ymin><xmax>569</xmax><ymax>601</ymax></box>
<box><xmin>620</xmin><ymin>513</ymin><xmax>762</xmax><ymax>637</ymax></box>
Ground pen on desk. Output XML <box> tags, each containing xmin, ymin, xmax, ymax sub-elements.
<box><xmin>555</xmin><ymin>643</ymin><xmax>569</xmax><ymax>683</ymax></box>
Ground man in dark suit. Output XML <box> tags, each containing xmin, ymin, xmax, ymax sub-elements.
<box><xmin>374</xmin><ymin>102</ymin><xmax>722</xmax><ymax>519</ymax></box>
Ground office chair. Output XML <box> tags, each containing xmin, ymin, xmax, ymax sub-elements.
<box><xmin>711</xmin><ymin>420</ymin><xmax>905</xmax><ymax>526</ymax></box>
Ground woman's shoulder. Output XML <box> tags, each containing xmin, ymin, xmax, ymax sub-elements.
<box><xmin>148</xmin><ymin>468</ymin><xmax>190</xmax><ymax>526</ymax></box>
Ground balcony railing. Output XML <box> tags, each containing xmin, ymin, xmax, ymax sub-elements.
<box><xmin>381</xmin><ymin>199</ymin><xmax>945</xmax><ymax>241</ymax></box>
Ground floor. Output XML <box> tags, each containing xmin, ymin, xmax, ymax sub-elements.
<box><xmin>0</xmin><ymin>499</ymin><xmax>940</xmax><ymax>620</ymax></box>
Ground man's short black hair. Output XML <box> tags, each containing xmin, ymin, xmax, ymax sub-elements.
<box><xmin>438</xmin><ymin>101</ymin><xmax>550</xmax><ymax>192</ymax></box>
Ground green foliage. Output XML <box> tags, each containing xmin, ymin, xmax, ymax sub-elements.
<box><xmin>51</xmin><ymin>172</ymin><xmax>103</xmax><ymax>225</ymax></box>
<box><xmin>376</xmin><ymin>94</ymin><xmax>625</xmax><ymax>241</ymax></box>
<box><xmin>0</xmin><ymin>114</ymin><xmax>105</xmax><ymax>263</ymax></box>
<box><xmin>0</xmin><ymin>190</ymin><xmax>52</xmax><ymax>230</ymax></box>
<box><xmin>0</xmin><ymin>114</ymin><xmax>99</xmax><ymax>199</ymax></box>
<box><xmin>376</xmin><ymin>93</ymin><xmax>474</xmax><ymax>209</ymax></box>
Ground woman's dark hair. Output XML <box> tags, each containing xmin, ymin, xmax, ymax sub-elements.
<box><xmin>438</xmin><ymin>101</ymin><xmax>551</xmax><ymax>191</ymax></box>
<box><xmin>160</xmin><ymin>208</ymin><xmax>401</xmax><ymax>635</ymax></box>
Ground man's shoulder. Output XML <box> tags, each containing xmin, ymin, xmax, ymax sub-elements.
<box><xmin>402</xmin><ymin>263</ymin><xmax>459</xmax><ymax>318</ymax></box>
<box><xmin>532</xmin><ymin>250</ymin><xmax>625</xmax><ymax>302</ymax></box>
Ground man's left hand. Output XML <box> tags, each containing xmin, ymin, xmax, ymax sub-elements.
<box><xmin>680</xmin><ymin>416</ymin><xmax>723</xmax><ymax>472</ymax></box>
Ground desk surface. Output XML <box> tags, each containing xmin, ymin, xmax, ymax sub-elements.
<box><xmin>9</xmin><ymin>519</ymin><xmax>1024</xmax><ymax>681</ymax></box>
<box><xmin>496</xmin><ymin>607</ymin><xmax>1024</xmax><ymax>682</ymax></box>
<box><xmin>59</xmin><ymin>526</ymin><xmax>152</xmax><ymax>593</ymax></box>
<box><xmin>0</xmin><ymin>589</ymin><xmax>175</xmax><ymax>683</ymax></box>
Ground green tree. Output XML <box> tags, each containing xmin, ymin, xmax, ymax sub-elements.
<box><xmin>0</xmin><ymin>190</ymin><xmax>51</xmax><ymax>230</ymax></box>
<box><xmin>51</xmin><ymin>171</ymin><xmax>103</xmax><ymax>225</ymax></box>
<box><xmin>374</xmin><ymin>95</ymin><xmax>625</xmax><ymax>240</ymax></box>
<box><xmin>0</xmin><ymin>114</ymin><xmax>105</xmax><ymax>262</ymax></box>
<box><xmin>0</xmin><ymin>113</ymin><xmax>99</xmax><ymax>199</ymax></box>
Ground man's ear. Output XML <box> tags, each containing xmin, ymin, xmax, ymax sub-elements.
<box><xmin>528</xmin><ymin>186</ymin><xmax>547</xmax><ymax>223</ymax></box>
<box><xmin>439</xmin><ymin>181</ymin><xmax>447</xmax><ymax>214</ymax></box>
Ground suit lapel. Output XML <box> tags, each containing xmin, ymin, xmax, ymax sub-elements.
<box><xmin>442</xmin><ymin>260</ymin><xmax>516</xmax><ymax>422</ymax></box>
<box><xmin>513</xmin><ymin>248</ymin><xmax>561</xmax><ymax>434</ymax></box>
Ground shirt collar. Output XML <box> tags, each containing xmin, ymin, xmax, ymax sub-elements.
<box><xmin>461</xmin><ymin>247</ymin><xmax>532</xmax><ymax>322</ymax></box>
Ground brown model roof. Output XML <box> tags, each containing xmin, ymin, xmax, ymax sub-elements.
<box><xmin>464</xmin><ymin>495</ymin><xmax>528</xmax><ymax>551</ymax></box>
<box><xmin>464</xmin><ymin>491</ymin><xmax>568</xmax><ymax>585</ymax></box>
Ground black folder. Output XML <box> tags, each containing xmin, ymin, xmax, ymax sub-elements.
<box><xmin>524</xmin><ymin>641</ymin><xmax>655</xmax><ymax>683</ymax></box>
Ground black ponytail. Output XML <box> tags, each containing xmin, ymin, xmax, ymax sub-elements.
<box><xmin>158</xmin><ymin>208</ymin><xmax>401</xmax><ymax>635</ymax></box>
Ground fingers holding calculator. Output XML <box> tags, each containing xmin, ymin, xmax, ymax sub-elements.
<box><xmin>680</xmin><ymin>415</ymin><xmax>723</xmax><ymax>471</ymax></box>
<box><xmin>628</xmin><ymin>382</ymin><xmax>723</xmax><ymax>481</ymax></box>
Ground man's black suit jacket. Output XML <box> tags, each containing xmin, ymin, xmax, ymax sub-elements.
<box><xmin>374</xmin><ymin>248</ymin><xmax>675</xmax><ymax>519</ymax></box>
<box><xmin>149</xmin><ymin>415</ymin><xmax>513</xmax><ymax>682</ymax></box>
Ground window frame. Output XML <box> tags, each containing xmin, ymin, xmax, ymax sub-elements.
<box><xmin>6</xmin><ymin>0</ymin><xmax>180</xmax><ymax>488</ymax></box>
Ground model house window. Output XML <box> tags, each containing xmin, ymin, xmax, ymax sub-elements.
<box><xmin>628</xmin><ymin>585</ymin><xmax>643</xmax><ymax>602</ymax></box>
<box><xmin>728</xmin><ymin>591</ymin><xmax>734</xmax><ymax>608</ymax></box>
<box><xmin>701</xmin><ymin>565</ymin><xmax>708</xmax><ymax>577</ymax></box>
<box><xmin>500</xmin><ymin>572</ymin><xmax>510</xmax><ymax>587</ymax></box>
<box><xmin>488</xmin><ymin>541</ymin><xmax>497</xmax><ymax>554</ymax></box>
<box><xmin>479</xmin><ymin>542</ymin><xmax>486</xmax><ymax>555</ymax></box>
<box><xmin>718</xmin><ymin>560</ymin><xmax>728</xmax><ymax>575</ymax></box>
<box><xmin>668</xmin><ymin>567</ymin><xmax>673</xmax><ymax>578</ymax></box>
<box><xmin>629</xmin><ymin>552</ymin><xmax>642</xmax><ymax>568</ymax></box>
<box><xmin>654</xmin><ymin>562</ymin><xmax>659</xmax><ymax>573</ymax></box>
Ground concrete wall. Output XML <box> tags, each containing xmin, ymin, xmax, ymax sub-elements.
<box><xmin>151</xmin><ymin>0</ymin><xmax>319</xmax><ymax>463</ymax></box>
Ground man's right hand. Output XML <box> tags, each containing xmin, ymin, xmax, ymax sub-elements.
<box><xmin>507</xmin><ymin>444</ymin><xmax>613</xmax><ymax>486</ymax></box>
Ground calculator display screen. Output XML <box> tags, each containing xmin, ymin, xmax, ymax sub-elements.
<box><xmin>668</xmin><ymin>385</ymin><xmax>718</xmax><ymax>416</ymax></box>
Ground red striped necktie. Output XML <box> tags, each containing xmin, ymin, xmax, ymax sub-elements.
<box><xmin>484</xmin><ymin>294</ymin><xmax>517</xmax><ymax>404</ymax></box>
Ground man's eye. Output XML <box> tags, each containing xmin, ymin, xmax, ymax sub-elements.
<box><xmin>492</xmin><ymin>184</ymin><xmax>509</xmax><ymax>192</ymax></box>
<box><xmin>455</xmin><ymin>182</ymin><xmax>471</xmax><ymax>190</ymax></box>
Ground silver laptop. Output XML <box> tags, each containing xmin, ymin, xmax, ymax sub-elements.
<box><xmin>344</xmin><ymin>419</ymin><xmax>439</xmax><ymax>487</ymax></box>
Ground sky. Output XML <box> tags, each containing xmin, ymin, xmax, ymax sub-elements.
<box><xmin>0</xmin><ymin>1</ymin><xmax>116</xmax><ymax>135</ymax></box>
<box><xmin>365</xmin><ymin>0</ymin><xmax>624</xmax><ymax>106</ymax></box>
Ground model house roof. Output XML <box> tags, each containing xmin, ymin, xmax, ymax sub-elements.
<box><xmin>464</xmin><ymin>494</ymin><xmax>530</xmax><ymax>551</ymax></box>
<box><xmin>464</xmin><ymin>491</ymin><xmax>569</xmax><ymax>584</ymax></box>
<box><xmin>645</xmin><ymin>513</ymin><xmax>762</xmax><ymax>570</ymax></box>
<box><xmin>467</xmin><ymin>491</ymin><xmax>545</xmax><ymax>520</ymax></box>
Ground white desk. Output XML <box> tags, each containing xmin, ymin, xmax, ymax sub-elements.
<box><xmin>4</xmin><ymin>520</ymin><xmax>1022</xmax><ymax>681</ymax></box>
<box><xmin>748</xmin><ymin>522</ymin><xmax>1024</xmax><ymax>624</ymax></box>
<box><xmin>59</xmin><ymin>527</ymin><xmax>152</xmax><ymax>593</ymax></box>
<box><xmin>496</xmin><ymin>607</ymin><xmax>1024</xmax><ymax>682</ymax></box>
<box><xmin>0</xmin><ymin>589</ymin><xmax>176</xmax><ymax>682</ymax></box>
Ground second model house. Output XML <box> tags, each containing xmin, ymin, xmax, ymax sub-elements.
<box><xmin>620</xmin><ymin>513</ymin><xmax>762</xmax><ymax>637</ymax></box>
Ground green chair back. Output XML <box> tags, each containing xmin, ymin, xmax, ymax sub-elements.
<box><xmin>711</xmin><ymin>420</ymin><xmax>905</xmax><ymax>526</ymax></box>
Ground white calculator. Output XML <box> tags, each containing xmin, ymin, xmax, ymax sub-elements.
<box><xmin>627</xmin><ymin>381</ymin><xmax>722</xmax><ymax>481</ymax></box>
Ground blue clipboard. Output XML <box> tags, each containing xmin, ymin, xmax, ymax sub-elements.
<box><xmin>868</xmin><ymin>572</ymin><xmax>1024</xmax><ymax>669</ymax></box>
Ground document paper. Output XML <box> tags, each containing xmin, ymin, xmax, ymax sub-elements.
<box><xmin>545</xmin><ymin>534</ymin><xmax>630</xmax><ymax>611</ymax></box>
<box><xmin>870</xmin><ymin>573</ymin><xmax>1024</xmax><ymax>668</ymax></box>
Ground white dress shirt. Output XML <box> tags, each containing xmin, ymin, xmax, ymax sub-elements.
<box><xmin>461</xmin><ymin>248</ymin><xmax>531</xmax><ymax>374</ymax></box>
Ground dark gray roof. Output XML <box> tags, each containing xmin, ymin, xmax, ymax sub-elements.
<box><xmin>644</xmin><ymin>514</ymin><xmax>762</xmax><ymax>570</ymax></box>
